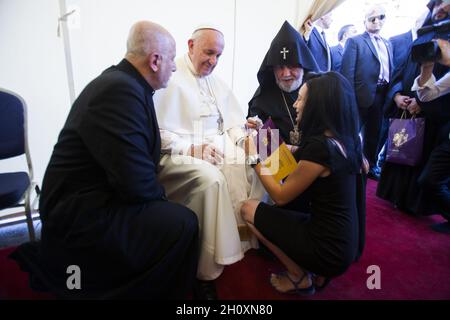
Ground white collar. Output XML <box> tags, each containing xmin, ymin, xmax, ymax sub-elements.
<box><xmin>184</xmin><ymin>54</ymin><xmax>201</xmax><ymax>78</ymax></box>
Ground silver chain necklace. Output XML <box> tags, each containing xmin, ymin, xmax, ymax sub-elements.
<box><xmin>281</xmin><ymin>90</ymin><xmax>301</xmax><ymax>145</ymax></box>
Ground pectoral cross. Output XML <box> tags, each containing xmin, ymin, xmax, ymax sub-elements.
<box><xmin>280</xmin><ymin>47</ymin><xmax>289</xmax><ymax>60</ymax></box>
<box><xmin>217</xmin><ymin>117</ymin><xmax>224</xmax><ymax>135</ymax></box>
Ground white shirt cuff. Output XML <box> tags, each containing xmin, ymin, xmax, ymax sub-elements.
<box><xmin>412</xmin><ymin>74</ymin><xmax>436</xmax><ymax>91</ymax></box>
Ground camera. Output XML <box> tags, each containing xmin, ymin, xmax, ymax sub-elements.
<box><xmin>411</xmin><ymin>19</ymin><xmax>450</xmax><ymax>63</ymax></box>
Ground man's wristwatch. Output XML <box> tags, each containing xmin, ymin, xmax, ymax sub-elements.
<box><xmin>247</xmin><ymin>154</ymin><xmax>260</xmax><ymax>167</ymax></box>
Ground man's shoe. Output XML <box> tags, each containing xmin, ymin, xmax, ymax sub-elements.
<box><xmin>193</xmin><ymin>280</ymin><xmax>217</xmax><ymax>300</ymax></box>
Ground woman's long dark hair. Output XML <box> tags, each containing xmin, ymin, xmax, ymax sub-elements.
<box><xmin>298</xmin><ymin>71</ymin><xmax>362</xmax><ymax>173</ymax></box>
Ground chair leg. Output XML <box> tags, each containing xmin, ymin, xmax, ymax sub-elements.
<box><xmin>25</xmin><ymin>189</ymin><xmax>36</xmax><ymax>241</ymax></box>
<box><xmin>25</xmin><ymin>212</ymin><xmax>36</xmax><ymax>241</ymax></box>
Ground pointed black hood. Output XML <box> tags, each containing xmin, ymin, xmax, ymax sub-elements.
<box><xmin>256</xmin><ymin>20</ymin><xmax>319</xmax><ymax>89</ymax></box>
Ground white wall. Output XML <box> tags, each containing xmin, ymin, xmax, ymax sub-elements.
<box><xmin>66</xmin><ymin>0</ymin><xmax>237</xmax><ymax>96</ymax></box>
<box><xmin>0</xmin><ymin>0</ymin><xmax>71</xmax><ymax>184</ymax></box>
<box><xmin>234</xmin><ymin>0</ymin><xmax>299</xmax><ymax>113</ymax></box>
<box><xmin>0</xmin><ymin>0</ymin><xmax>428</xmax><ymax>186</ymax></box>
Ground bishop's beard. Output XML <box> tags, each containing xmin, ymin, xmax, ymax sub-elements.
<box><xmin>276</xmin><ymin>78</ymin><xmax>302</xmax><ymax>93</ymax></box>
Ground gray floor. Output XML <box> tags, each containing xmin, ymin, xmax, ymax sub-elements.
<box><xmin>0</xmin><ymin>220</ymin><xmax>41</xmax><ymax>249</ymax></box>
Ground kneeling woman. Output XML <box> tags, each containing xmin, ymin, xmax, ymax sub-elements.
<box><xmin>241</xmin><ymin>72</ymin><xmax>364</xmax><ymax>295</ymax></box>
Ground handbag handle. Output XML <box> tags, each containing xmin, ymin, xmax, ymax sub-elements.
<box><xmin>400</xmin><ymin>110</ymin><xmax>407</xmax><ymax>120</ymax></box>
<box><xmin>400</xmin><ymin>110</ymin><xmax>418</xmax><ymax>120</ymax></box>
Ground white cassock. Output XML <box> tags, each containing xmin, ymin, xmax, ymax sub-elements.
<box><xmin>154</xmin><ymin>54</ymin><xmax>265</xmax><ymax>280</ymax></box>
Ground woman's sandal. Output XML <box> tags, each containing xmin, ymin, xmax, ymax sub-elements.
<box><xmin>269</xmin><ymin>271</ymin><xmax>315</xmax><ymax>296</ymax></box>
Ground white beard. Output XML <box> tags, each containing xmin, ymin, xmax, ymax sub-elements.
<box><xmin>276</xmin><ymin>78</ymin><xmax>302</xmax><ymax>93</ymax></box>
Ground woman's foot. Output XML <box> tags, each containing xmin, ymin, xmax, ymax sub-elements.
<box><xmin>269</xmin><ymin>271</ymin><xmax>314</xmax><ymax>295</ymax></box>
<box><xmin>313</xmin><ymin>275</ymin><xmax>331</xmax><ymax>290</ymax></box>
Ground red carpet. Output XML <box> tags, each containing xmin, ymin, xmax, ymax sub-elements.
<box><xmin>1</xmin><ymin>180</ymin><xmax>449</xmax><ymax>300</ymax></box>
<box><xmin>216</xmin><ymin>180</ymin><xmax>450</xmax><ymax>300</ymax></box>
<box><xmin>0</xmin><ymin>245</ymin><xmax>54</xmax><ymax>300</ymax></box>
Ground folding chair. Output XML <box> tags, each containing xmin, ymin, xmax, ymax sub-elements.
<box><xmin>0</xmin><ymin>88</ymin><xmax>40</xmax><ymax>241</ymax></box>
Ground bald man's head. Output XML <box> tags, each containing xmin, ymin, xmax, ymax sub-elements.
<box><xmin>125</xmin><ymin>21</ymin><xmax>176</xmax><ymax>90</ymax></box>
<box><xmin>126</xmin><ymin>21</ymin><xmax>174</xmax><ymax>58</ymax></box>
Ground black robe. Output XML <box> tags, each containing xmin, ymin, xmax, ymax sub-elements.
<box><xmin>10</xmin><ymin>59</ymin><xmax>199</xmax><ymax>299</ymax></box>
<box><xmin>249</xmin><ymin>21</ymin><xmax>366</xmax><ymax>260</ymax></box>
<box><xmin>377</xmin><ymin>15</ymin><xmax>450</xmax><ymax>215</ymax></box>
<box><xmin>248</xmin><ymin>20</ymin><xmax>319</xmax><ymax>144</ymax></box>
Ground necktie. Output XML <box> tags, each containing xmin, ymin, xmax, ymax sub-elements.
<box><xmin>374</xmin><ymin>35</ymin><xmax>390</xmax><ymax>82</ymax></box>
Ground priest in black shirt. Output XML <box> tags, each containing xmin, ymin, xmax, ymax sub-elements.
<box><xmin>10</xmin><ymin>21</ymin><xmax>199</xmax><ymax>299</ymax></box>
<box><xmin>247</xmin><ymin>20</ymin><xmax>319</xmax><ymax>149</ymax></box>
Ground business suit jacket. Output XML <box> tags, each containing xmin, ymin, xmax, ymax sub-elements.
<box><xmin>307</xmin><ymin>27</ymin><xmax>330</xmax><ymax>72</ymax></box>
<box><xmin>389</xmin><ymin>31</ymin><xmax>413</xmax><ymax>76</ymax></box>
<box><xmin>330</xmin><ymin>44</ymin><xmax>344</xmax><ymax>72</ymax></box>
<box><xmin>341</xmin><ymin>32</ymin><xmax>394</xmax><ymax>110</ymax></box>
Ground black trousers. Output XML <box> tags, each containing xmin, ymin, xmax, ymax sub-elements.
<box><xmin>419</xmin><ymin>138</ymin><xmax>450</xmax><ymax>220</ymax></box>
<box><xmin>359</xmin><ymin>85</ymin><xmax>389</xmax><ymax>169</ymax></box>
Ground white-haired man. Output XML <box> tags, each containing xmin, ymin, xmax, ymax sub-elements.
<box><xmin>154</xmin><ymin>25</ymin><xmax>264</xmax><ymax>299</ymax></box>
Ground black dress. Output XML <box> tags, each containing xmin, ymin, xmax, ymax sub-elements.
<box><xmin>254</xmin><ymin>135</ymin><xmax>358</xmax><ymax>278</ymax></box>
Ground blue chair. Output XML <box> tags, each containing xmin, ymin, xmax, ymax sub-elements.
<box><xmin>0</xmin><ymin>88</ymin><xmax>40</xmax><ymax>241</ymax></box>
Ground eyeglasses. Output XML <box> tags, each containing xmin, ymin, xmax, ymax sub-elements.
<box><xmin>367</xmin><ymin>14</ymin><xmax>386</xmax><ymax>23</ymax></box>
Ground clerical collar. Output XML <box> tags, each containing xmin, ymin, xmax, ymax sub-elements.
<box><xmin>184</xmin><ymin>54</ymin><xmax>204</xmax><ymax>78</ymax></box>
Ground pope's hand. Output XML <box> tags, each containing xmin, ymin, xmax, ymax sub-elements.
<box><xmin>190</xmin><ymin>144</ymin><xmax>224</xmax><ymax>165</ymax></box>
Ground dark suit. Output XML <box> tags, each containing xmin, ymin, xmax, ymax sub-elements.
<box><xmin>11</xmin><ymin>59</ymin><xmax>199</xmax><ymax>299</ymax></box>
<box><xmin>389</xmin><ymin>31</ymin><xmax>413</xmax><ymax>77</ymax></box>
<box><xmin>306</xmin><ymin>27</ymin><xmax>330</xmax><ymax>72</ymax></box>
<box><xmin>330</xmin><ymin>44</ymin><xmax>344</xmax><ymax>72</ymax></box>
<box><xmin>379</xmin><ymin>32</ymin><xmax>450</xmax><ymax>216</ymax></box>
<box><xmin>341</xmin><ymin>32</ymin><xmax>394</xmax><ymax>168</ymax></box>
